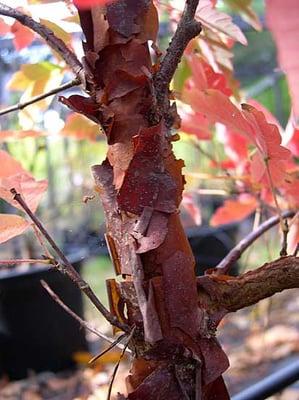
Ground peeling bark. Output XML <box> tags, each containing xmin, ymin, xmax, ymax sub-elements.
<box><xmin>60</xmin><ymin>2</ymin><xmax>298</xmax><ymax>399</ymax></box>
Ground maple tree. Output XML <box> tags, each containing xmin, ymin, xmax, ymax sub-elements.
<box><xmin>0</xmin><ymin>0</ymin><xmax>298</xmax><ymax>399</ymax></box>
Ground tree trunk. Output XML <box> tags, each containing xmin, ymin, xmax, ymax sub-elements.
<box><xmin>63</xmin><ymin>2</ymin><xmax>229</xmax><ymax>398</ymax></box>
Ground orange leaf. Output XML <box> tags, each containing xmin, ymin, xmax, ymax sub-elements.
<box><xmin>0</xmin><ymin>150</ymin><xmax>24</xmax><ymax>177</ymax></box>
<box><xmin>61</xmin><ymin>113</ymin><xmax>101</xmax><ymax>141</ymax></box>
<box><xmin>210</xmin><ymin>194</ymin><xmax>257</xmax><ymax>226</ymax></box>
<box><xmin>0</xmin><ymin>150</ymin><xmax>47</xmax><ymax>212</ymax></box>
<box><xmin>0</xmin><ymin>214</ymin><xmax>30</xmax><ymax>244</ymax></box>
<box><xmin>11</xmin><ymin>21</ymin><xmax>35</xmax><ymax>50</ymax></box>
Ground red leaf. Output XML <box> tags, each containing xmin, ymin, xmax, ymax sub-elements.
<box><xmin>183</xmin><ymin>88</ymin><xmax>291</xmax><ymax>183</ymax></box>
<box><xmin>266</xmin><ymin>0</ymin><xmax>299</xmax><ymax>118</ymax></box>
<box><xmin>242</xmin><ymin>104</ymin><xmax>291</xmax><ymax>184</ymax></box>
<box><xmin>0</xmin><ymin>18</ymin><xmax>10</xmax><ymax>35</ymax></box>
<box><xmin>0</xmin><ymin>214</ymin><xmax>30</xmax><ymax>244</ymax></box>
<box><xmin>180</xmin><ymin>109</ymin><xmax>212</xmax><ymax>140</ymax></box>
<box><xmin>11</xmin><ymin>21</ymin><xmax>35</xmax><ymax>50</ymax></box>
<box><xmin>247</xmin><ymin>99</ymin><xmax>282</xmax><ymax>129</ymax></box>
<box><xmin>285</xmin><ymin>119</ymin><xmax>299</xmax><ymax>157</ymax></box>
<box><xmin>216</xmin><ymin>124</ymin><xmax>249</xmax><ymax>168</ymax></box>
<box><xmin>186</xmin><ymin>55</ymin><xmax>232</xmax><ymax>96</ymax></box>
<box><xmin>183</xmin><ymin>89</ymin><xmax>254</xmax><ymax>143</ymax></box>
<box><xmin>210</xmin><ymin>194</ymin><xmax>257</xmax><ymax>226</ymax></box>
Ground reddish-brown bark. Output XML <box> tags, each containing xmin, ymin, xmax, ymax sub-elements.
<box><xmin>68</xmin><ymin>2</ymin><xmax>227</xmax><ymax>398</ymax></box>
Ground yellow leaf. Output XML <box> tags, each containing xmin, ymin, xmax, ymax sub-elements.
<box><xmin>40</xmin><ymin>19</ymin><xmax>72</xmax><ymax>44</ymax></box>
<box><xmin>6</xmin><ymin>62</ymin><xmax>64</xmax><ymax>129</ymax></box>
<box><xmin>7</xmin><ymin>70</ymin><xmax>31</xmax><ymax>91</ymax></box>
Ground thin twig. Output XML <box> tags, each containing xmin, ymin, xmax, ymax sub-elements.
<box><xmin>41</xmin><ymin>279</ymin><xmax>119</xmax><ymax>346</ymax></box>
<box><xmin>106</xmin><ymin>327</ymin><xmax>135</xmax><ymax>400</ymax></box>
<box><xmin>0</xmin><ymin>79</ymin><xmax>81</xmax><ymax>117</ymax></box>
<box><xmin>214</xmin><ymin>210</ymin><xmax>295</xmax><ymax>275</ymax></box>
<box><xmin>89</xmin><ymin>333</ymin><xmax>128</xmax><ymax>364</ymax></box>
<box><xmin>0</xmin><ymin>258</ymin><xmax>51</xmax><ymax>266</ymax></box>
<box><xmin>154</xmin><ymin>0</ymin><xmax>201</xmax><ymax>110</ymax></box>
<box><xmin>0</xmin><ymin>2</ymin><xmax>83</xmax><ymax>78</ymax></box>
<box><xmin>10</xmin><ymin>188</ymin><xmax>129</xmax><ymax>333</ymax></box>
<box><xmin>280</xmin><ymin>219</ymin><xmax>289</xmax><ymax>256</ymax></box>
<box><xmin>32</xmin><ymin>224</ymin><xmax>52</xmax><ymax>259</ymax></box>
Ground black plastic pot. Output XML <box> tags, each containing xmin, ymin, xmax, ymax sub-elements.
<box><xmin>0</xmin><ymin>251</ymin><xmax>88</xmax><ymax>380</ymax></box>
<box><xmin>187</xmin><ymin>224</ymin><xmax>239</xmax><ymax>276</ymax></box>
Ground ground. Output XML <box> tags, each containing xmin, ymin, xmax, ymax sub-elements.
<box><xmin>0</xmin><ymin>287</ymin><xmax>298</xmax><ymax>400</ymax></box>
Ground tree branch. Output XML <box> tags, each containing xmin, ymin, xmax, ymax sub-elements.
<box><xmin>198</xmin><ymin>255</ymin><xmax>299</xmax><ymax>313</ymax></box>
<box><xmin>0</xmin><ymin>79</ymin><xmax>81</xmax><ymax>117</ymax></box>
<box><xmin>154</xmin><ymin>0</ymin><xmax>201</xmax><ymax>110</ymax></box>
<box><xmin>214</xmin><ymin>210</ymin><xmax>295</xmax><ymax>275</ymax></box>
<box><xmin>40</xmin><ymin>279</ymin><xmax>119</xmax><ymax>346</ymax></box>
<box><xmin>10</xmin><ymin>188</ymin><xmax>129</xmax><ymax>333</ymax></box>
<box><xmin>0</xmin><ymin>2</ymin><xmax>83</xmax><ymax>78</ymax></box>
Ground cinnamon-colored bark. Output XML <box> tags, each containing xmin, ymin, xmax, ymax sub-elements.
<box><xmin>198</xmin><ymin>256</ymin><xmax>299</xmax><ymax>313</ymax></box>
